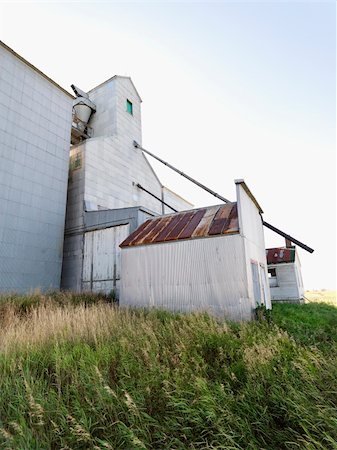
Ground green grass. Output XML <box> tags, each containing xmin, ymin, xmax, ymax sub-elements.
<box><xmin>0</xmin><ymin>293</ymin><xmax>336</xmax><ymax>449</ymax></box>
<box><xmin>272</xmin><ymin>302</ymin><xmax>337</xmax><ymax>349</ymax></box>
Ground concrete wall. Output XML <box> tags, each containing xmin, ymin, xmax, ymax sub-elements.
<box><xmin>236</xmin><ymin>181</ymin><xmax>271</xmax><ymax>309</ymax></box>
<box><xmin>120</xmin><ymin>234</ymin><xmax>253</xmax><ymax>320</ymax></box>
<box><xmin>0</xmin><ymin>43</ymin><xmax>73</xmax><ymax>293</ymax></box>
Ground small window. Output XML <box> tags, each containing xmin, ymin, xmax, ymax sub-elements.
<box><xmin>268</xmin><ymin>268</ymin><xmax>276</xmax><ymax>278</ymax></box>
<box><xmin>268</xmin><ymin>268</ymin><xmax>278</xmax><ymax>287</ymax></box>
<box><xmin>126</xmin><ymin>99</ymin><xmax>133</xmax><ymax>115</ymax></box>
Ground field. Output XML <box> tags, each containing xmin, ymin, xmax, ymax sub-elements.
<box><xmin>0</xmin><ymin>292</ymin><xmax>336</xmax><ymax>449</ymax></box>
<box><xmin>305</xmin><ymin>290</ymin><xmax>337</xmax><ymax>305</ymax></box>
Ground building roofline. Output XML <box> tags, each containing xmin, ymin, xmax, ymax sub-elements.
<box><xmin>0</xmin><ymin>41</ymin><xmax>74</xmax><ymax>99</ymax></box>
<box><xmin>149</xmin><ymin>202</ymin><xmax>237</xmax><ymax>219</ymax></box>
<box><xmin>162</xmin><ymin>185</ymin><xmax>194</xmax><ymax>207</ymax></box>
<box><xmin>120</xmin><ymin>202</ymin><xmax>239</xmax><ymax>248</ymax></box>
<box><xmin>88</xmin><ymin>75</ymin><xmax>142</xmax><ymax>102</ymax></box>
<box><xmin>141</xmin><ymin>152</ymin><xmax>163</xmax><ymax>187</ymax></box>
<box><xmin>235</xmin><ymin>179</ymin><xmax>263</xmax><ymax>213</ymax></box>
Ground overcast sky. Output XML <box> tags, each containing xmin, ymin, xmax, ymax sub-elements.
<box><xmin>0</xmin><ymin>1</ymin><xmax>335</xmax><ymax>289</ymax></box>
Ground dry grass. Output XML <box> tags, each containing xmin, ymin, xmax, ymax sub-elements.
<box><xmin>0</xmin><ymin>300</ymin><xmax>169</xmax><ymax>356</ymax></box>
<box><xmin>0</xmin><ymin>302</ymin><xmax>118</xmax><ymax>354</ymax></box>
<box><xmin>305</xmin><ymin>290</ymin><xmax>337</xmax><ymax>304</ymax></box>
<box><xmin>0</xmin><ymin>293</ymin><xmax>336</xmax><ymax>449</ymax></box>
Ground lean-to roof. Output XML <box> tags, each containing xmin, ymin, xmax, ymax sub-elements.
<box><xmin>120</xmin><ymin>203</ymin><xmax>239</xmax><ymax>248</ymax></box>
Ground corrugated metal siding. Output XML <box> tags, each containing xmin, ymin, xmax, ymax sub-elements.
<box><xmin>120</xmin><ymin>234</ymin><xmax>253</xmax><ymax>320</ymax></box>
<box><xmin>236</xmin><ymin>183</ymin><xmax>271</xmax><ymax>309</ymax></box>
<box><xmin>83</xmin><ymin>225</ymin><xmax>130</xmax><ymax>295</ymax></box>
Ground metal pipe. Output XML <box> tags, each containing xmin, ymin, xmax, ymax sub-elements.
<box><xmin>134</xmin><ymin>141</ymin><xmax>314</xmax><ymax>253</ymax></box>
<box><xmin>263</xmin><ymin>221</ymin><xmax>314</xmax><ymax>253</ymax></box>
<box><xmin>136</xmin><ymin>183</ymin><xmax>178</xmax><ymax>212</ymax></box>
<box><xmin>134</xmin><ymin>141</ymin><xmax>231</xmax><ymax>203</ymax></box>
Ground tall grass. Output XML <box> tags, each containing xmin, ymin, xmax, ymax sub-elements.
<box><xmin>0</xmin><ymin>293</ymin><xmax>336</xmax><ymax>449</ymax></box>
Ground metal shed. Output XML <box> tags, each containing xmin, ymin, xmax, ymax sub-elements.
<box><xmin>120</xmin><ymin>180</ymin><xmax>271</xmax><ymax>321</ymax></box>
<box><xmin>267</xmin><ymin>245</ymin><xmax>304</xmax><ymax>303</ymax></box>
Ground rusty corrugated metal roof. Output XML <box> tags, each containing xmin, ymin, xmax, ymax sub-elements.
<box><xmin>120</xmin><ymin>203</ymin><xmax>239</xmax><ymax>248</ymax></box>
<box><xmin>266</xmin><ymin>247</ymin><xmax>296</xmax><ymax>265</ymax></box>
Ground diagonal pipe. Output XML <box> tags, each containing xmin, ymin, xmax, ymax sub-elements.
<box><xmin>134</xmin><ymin>141</ymin><xmax>314</xmax><ymax>253</ymax></box>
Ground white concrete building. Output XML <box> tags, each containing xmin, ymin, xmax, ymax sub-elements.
<box><xmin>0</xmin><ymin>41</ymin><xmax>73</xmax><ymax>293</ymax></box>
<box><xmin>120</xmin><ymin>180</ymin><xmax>271</xmax><ymax>320</ymax></box>
<box><xmin>267</xmin><ymin>245</ymin><xmax>304</xmax><ymax>302</ymax></box>
<box><xmin>61</xmin><ymin>76</ymin><xmax>192</xmax><ymax>294</ymax></box>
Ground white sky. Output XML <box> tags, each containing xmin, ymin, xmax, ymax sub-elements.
<box><xmin>0</xmin><ymin>1</ymin><xmax>336</xmax><ymax>289</ymax></box>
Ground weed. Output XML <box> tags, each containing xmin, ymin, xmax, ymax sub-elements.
<box><xmin>0</xmin><ymin>293</ymin><xmax>336</xmax><ymax>449</ymax></box>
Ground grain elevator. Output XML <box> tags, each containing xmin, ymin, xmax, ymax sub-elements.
<box><xmin>0</xmin><ymin>41</ymin><xmax>73</xmax><ymax>293</ymax></box>
<box><xmin>61</xmin><ymin>76</ymin><xmax>192</xmax><ymax>295</ymax></box>
<box><xmin>0</xmin><ymin>42</ymin><xmax>191</xmax><ymax>295</ymax></box>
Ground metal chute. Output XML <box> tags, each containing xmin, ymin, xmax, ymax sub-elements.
<box><xmin>133</xmin><ymin>141</ymin><xmax>314</xmax><ymax>254</ymax></box>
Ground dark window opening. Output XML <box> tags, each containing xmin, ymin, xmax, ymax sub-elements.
<box><xmin>268</xmin><ymin>268</ymin><xmax>278</xmax><ymax>287</ymax></box>
<box><xmin>268</xmin><ymin>268</ymin><xmax>277</xmax><ymax>278</ymax></box>
<box><xmin>126</xmin><ymin>99</ymin><xmax>133</xmax><ymax>115</ymax></box>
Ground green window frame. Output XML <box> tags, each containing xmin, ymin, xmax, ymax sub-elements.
<box><xmin>126</xmin><ymin>99</ymin><xmax>133</xmax><ymax>115</ymax></box>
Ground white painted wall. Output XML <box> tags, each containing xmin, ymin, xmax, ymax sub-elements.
<box><xmin>295</xmin><ymin>252</ymin><xmax>305</xmax><ymax>298</ymax></box>
<box><xmin>236</xmin><ymin>182</ymin><xmax>272</xmax><ymax>309</ymax></box>
<box><xmin>88</xmin><ymin>76</ymin><xmax>142</xmax><ymax>144</ymax></box>
<box><xmin>62</xmin><ymin>77</ymin><xmax>160</xmax><ymax>291</ymax></box>
<box><xmin>0</xmin><ymin>43</ymin><xmax>73</xmax><ymax>293</ymax></box>
<box><xmin>268</xmin><ymin>254</ymin><xmax>304</xmax><ymax>301</ymax></box>
<box><xmin>83</xmin><ymin>136</ymin><xmax>163</xmax><ymax>213</ymax></box>
<box><xmin>120</xmin><ymin>234</ymin><xmax>254</xmax><ymax>321</ymax></box>
<box><xmin>62</xmin><ymin>75</ymin><xmax>194</xmax><ymax>292</ymax></box>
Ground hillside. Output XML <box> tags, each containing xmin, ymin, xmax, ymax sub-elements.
<box><xmin>0</xmin><ymin>292</ymin><xmax>336</xmax><ymax>449</ymax></box>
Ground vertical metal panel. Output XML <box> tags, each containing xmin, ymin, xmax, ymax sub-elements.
<box><xmin>83</xmin><ymin>232</ymin><xmax>93</xmax><ymax>283</ymax></box>
<box><xmin>260</xmin><ymin>264</ymin><xmax>268</xmax><ymax>305</ymax></box>
<box><xmin>294</xmin><ymin>256</ymin><xmax>305</xmax><ymax>298</ymax></box>
<box><xmin>83</xmin><ymin>225</ymin><xmax>130</xmax><ymax>295</ymax></box>
<box><xmin>120</xmin><ymin>234</ymin><xmax>253</xmax><ymax>320</ymax></box>
<box><xmin>251</xmin><ymin>262</ymin><xmax>261</xmax><ymax>305</ymax></box>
